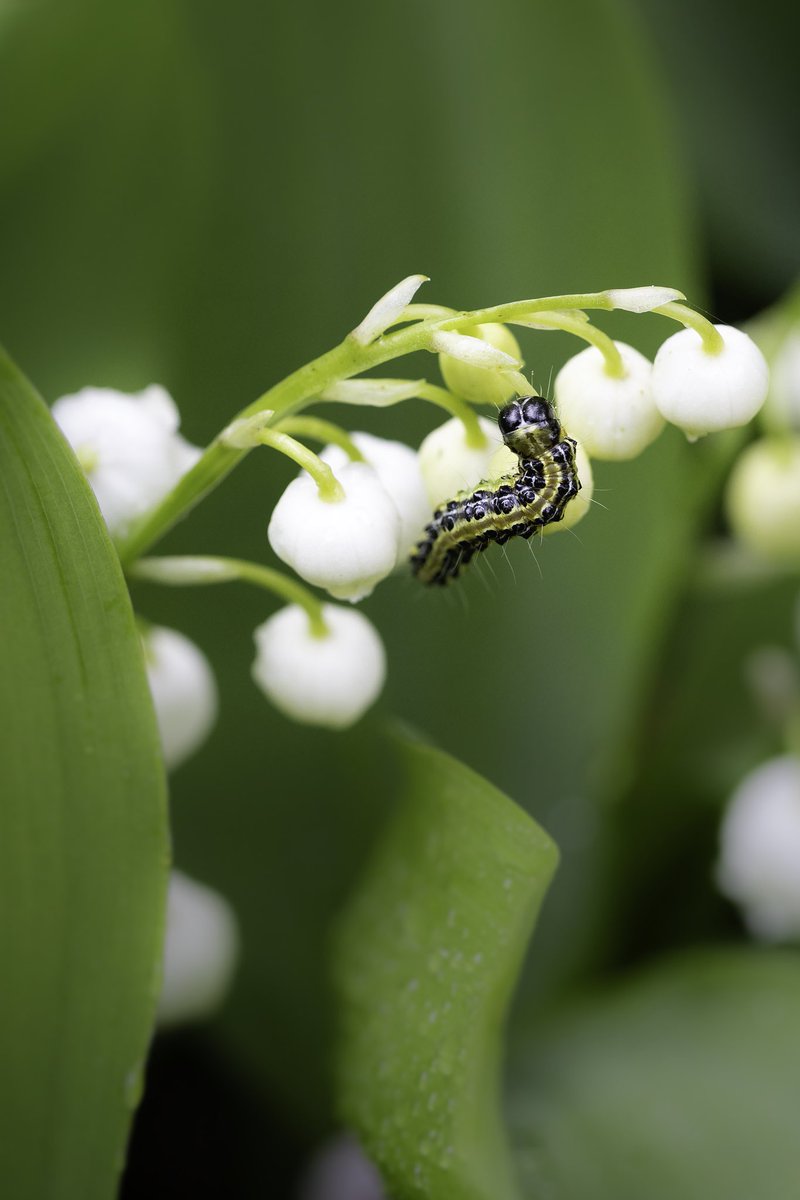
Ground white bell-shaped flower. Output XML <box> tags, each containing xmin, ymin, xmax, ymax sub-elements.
<box><xmin>157</xmin><ymin>870</ymin><xmax>240</xmax><ymax>1027</ymax></box>
<box><xmin>52</xmin><ymin>385</ymin><xmax>201</xmax><ymax>538</ymax></box>
<box><xmin>487</xmin><ymin>441</ymin><xmax>594</xmax><ymax>533</ymax></box>
<box><xmin>768</xmin><ymin>332</ymin><xmax>800</xmax><ymax>430</ymax></box>
<box><xmin>717</xmin><ymin>756</ymin><xmax>800</xmax><ymax>941</ymax></box>
<box><xmin>143</xmin><ymin>625</ymin><xmax>218</xmax><ymax>771</ymax></box>
<box><xmin>252</xmin><ymin>603</ymin><xmax>386</xmax><ymax>729</ymax></box>
<box><xmin>652</xmin><ymin>325</ymin><xmax>769</xmax><ymax>437</ymax></box>
<box><xmin>268</xmin><ymin>462</ymin><xmax>401</xmax><ymax>602</ymax></box>
<box><xmin>418</xmin><ymin>416</ymin><xmax>502</xmax><ymax>508</ymax></box>
<box><xmin>436</xmin><ymin>323</ymin><xmax>522</xmax><ymax>407</ymax></box>
<box><xmin>554</xmin><ymin>342</ymin><xmax>662</xmax><ymax>460</ymax></box>
<box><xmin>725</xmin><ymin>436</ymin><xmax>800</xmax><ymax>563</ymax></box>
<box><xmin>322</xmin><ymin>432</ymin><xmax>429</xmax><ymax>556</ymax></box>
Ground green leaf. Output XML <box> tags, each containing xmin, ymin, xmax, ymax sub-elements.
<box><xmin>0</xmin><ymin>348</ymin><xmax>169</xmax><ymax>1199</ymax></box>
<box><xmin>508</xmin><ymin>950</ymin><xmax>800</xmax><ymax>1200</ymax></box>
<box><xmin>333</xmin><ymin>734</ymin><xmax>558</xmax><ymax>1200</ymax></box>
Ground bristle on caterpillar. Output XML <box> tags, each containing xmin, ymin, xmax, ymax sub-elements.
<box><xmin>411</xmin><ymin>396</ymin><xmax>580</xmax><ymax>586</ymax></box>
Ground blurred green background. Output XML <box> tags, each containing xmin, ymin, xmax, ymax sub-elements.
<box><xmin>1</xmin><ymin>0</ymin><xmax>799</xmax><ymax>1195</ymax></box>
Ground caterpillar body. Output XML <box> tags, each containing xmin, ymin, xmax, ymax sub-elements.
<box><xmin>411</xmin><ymin>396</ymin><xmax>580</xmax><ymax>586</ymax></box>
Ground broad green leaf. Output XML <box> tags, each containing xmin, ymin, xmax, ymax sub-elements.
<box><xmin>507</xmin><ymin>950</ymin><xmax>800</xmax><ymax>1199</ymax></box>
<box><xmin>333</xmin><ymin>735</ymin><xmax>558</xmax><ymax>1200</ymax></box>
<box><xmin>0</xmin><ymin>348</ymin><xmax>169</xmax><ymax>1199</ymax></box>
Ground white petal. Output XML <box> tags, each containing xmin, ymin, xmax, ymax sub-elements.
<box><xmin>143</xmin><ymin>625</ymin><xmax>218</xmax><ymax>771</ymax></box>
<box><xmin>268</xmin><ymin>461</ymin><xmax>401</xmax><ymax>602</ymax></box>
<box><xmin>157</xmin><ymin>870</ymin><xmax>239</xmax><ymax>1027</ymax></box>
<box><xmin>350</xmin><ymin>274</ymin><xmax>429</xmax><ymax>345</ymax></box>
<box><xmin>136</xmin><ymin>383</ymin><xmax>181</xmax><ymax>432</ymax></box>
<box><xmin>605</xmin><ymin>285</ymin><xmax>685</xmax><ymax>312</ymax></box>
<box><xmin>417</xmin><ymin>416</ymin><xmax>502</xmax><ymax>508</ymax></box>
<box><xmin>717</xmin><ymin>756</ymin><xmax>800</xmax><ymax>941</ymax></box>
<box><xmin>554</xmin><ymin>342</ymin><xmax>663</xmax><ymax>460</ymax></box>
<box><xmin>769</xmin><ymin>332</ymin><xmax>800</xmax><ymax>430</ymax></box>
<box><xmin>652</xmin><ymin>325</ymin><xmax>769</xmax><ymax>436</ymax></box>
<box><xmin>322</xmin><ymin>432</ymin><xmax>430</xmax><ymax>554</ymax></box>
<box><xmin>430</xmin><ymin>330</ymin><xmax>520</xmax><ymax>370</ymax></box>
<box><xmin>52</xmin><ymin>385</ymin><xmax>200</xmax><ymax>539</ymax></box>
<box><xmin>252</xmin><ymin>604</ymin><xmax>386</xmax><ymax>728</ymax></box>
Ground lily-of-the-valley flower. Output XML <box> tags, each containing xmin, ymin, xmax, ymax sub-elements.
<box><xmin>252</xmin><ymin>604</ymin><xmax>386</xmax><ymax>729</ymax></box>
<box><xmin>437</xmin><ymin>323</ymin><xmax>522</xmax><ymax>407</ymax></box>
<box><xmin>268</xmin><ymin>461</ymin><xmax>402</xmax><ymax>602</ymax></box>
<box><xmin>142</xmin><ymin>624</ymin><xmax>218</xmax><ymax>771</ymax></box>
<box><xmin>418</xmin><ymin>415</ymin><xmax>503</xmax><ymax>508</ymax></box>
<box><xmin>716</xmin><ymin>755</ymin><xmax>800</xmax><ymax>941</ymax></box>
<box><xmin>52</xmin><ymin>385</ymin><xmax>200</xmax><ymax>539</ymax></box>
<box><xmin>553</xmin><ymin>342</ymin><xmax>662</xmax><ymax>460</ymax></box>
<box><xmin>157</xmin><ymin>870</ymin><xmax>240</xmax><ymax>1027</ymax></box>
<box><xmin>651</xmin><ymin>325</ymin><xmax>769</xmax><ymax>438</ymax></box>
<box><xmin>724</xmin><ymin>437</ymin><xmax>800</xmax><ymax>563</ymax></box>
<box><xmin>768</xmin><ymin>332</ymin><xmax>800</xmax><ymax>431</ymax></box>
<box><xmin>321</xmin><ymin>432</ymin><xmax>430</xmax><ymax>557</ymax></box>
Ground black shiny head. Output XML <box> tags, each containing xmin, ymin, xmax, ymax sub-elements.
<box><xmin>498</xmin><ymin>394</ymin><xmax>561</xmax><ymax>456</ymax></box>
<box><xmin>498</xmin><ymin>400</ymin><xmax>524</xmax><ymax>436</ymax></box>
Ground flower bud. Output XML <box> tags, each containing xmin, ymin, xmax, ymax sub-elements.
<box><xmin>252</xmin><ymin>604</ymin><xmax>386</xmax><ymax>728</ymax></box>
<box><xmin>725</xmin><ymin>437</ymin><xmax>800</xmax><ymax>563</ymax></box>
<box><xmin>437</xmin><ymin>323</ymin><xmax>522</xmax><ymax>406</ymax></box>
<box><xmin>51</xmin><ymin>385</ymin><xmax>200</xmax><ymax>539</ymax></box>
<box><xmin>143</xmin><ymin>625</ymin><xmax>218</xmax><ymax>771</ymax></box>
<box><xmin>652</xmin><ymin>325</ymin><xmax>769</xmax><ymax>437</ymax></box>
<box><xmin>553</xmin><ymin>342</ymin><xmax>662</xmax><ymax>460</ymax></box>
<box><xmin>157</xmin><ymin>870</ymin><xmax>239</xmax><ymax>1027</ymax></box>
<box><xmin>716</xmin><ymin>756</ymin><xmax>800</xmax><ymax>941</ymax></box>
<box><xmin>418</xmin><ymin>416</ymin><xmax>502</xmax><ymax>508</ymax></box>
<box><xmin>487</xmin><ymin>441</ymin><xmax>594</xmax><ymax>533</ymax></box>
<box><xmin>321</xmin><ymin>432</ymin><xmax>429</xmax><ymax>555</ymax></box>
<box><xmin>268</xmin><ymin>461</ymin><xmax>401</xmax><ymax>602</ymax></box>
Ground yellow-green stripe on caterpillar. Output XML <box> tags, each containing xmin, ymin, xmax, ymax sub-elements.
<box><xmin>411</xmin><ymin>396</ymin><xmax>580</xmax><ymax>586</ymax></box>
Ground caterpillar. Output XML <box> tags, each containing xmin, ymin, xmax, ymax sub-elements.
<box><xmin>411</xmin><ymin>396</ymin><xmax>580</xmax><ymax>586</ymax></box>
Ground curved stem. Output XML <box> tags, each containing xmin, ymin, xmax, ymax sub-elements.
<box><xmin>254</xmin><ymin>427</ymin><xmax>345</xmax><ymax>502</ymax></box>
<box><xmin>275</xmin><ymin>415</ymin><xmax>366</xmax><ymax>461</ymax></box>
<box><xmin>655</xmin><ymin>302</ymin><xmax>725</xmax><ymax>355</ymax></box>
<box><xmin>130</xmin><ymin>555</ymin><xmax>330</xmax><ymax>638</ymax></box>
<box><xmin>415</xmin><ymin>383</ymin><xmax>488</xmax><ymax>447</ymax></box>
<box><xmin>115</xmin><ymin>288</ymin><xmax>655</xmax><ymax>566</ymax></box>
<box><xmin>513</xmin><ymin>311</ymin><xmax>626</xmax><ymax>378</ymax></box>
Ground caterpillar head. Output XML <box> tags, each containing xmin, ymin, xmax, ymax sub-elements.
<box><xmin>498</xmin><ymin>395</ymin><xmax>562</xmax><ymax>456</ymax></box>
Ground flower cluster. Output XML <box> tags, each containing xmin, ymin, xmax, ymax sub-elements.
<box><xmin>52</xmin><ymin>278</ymin><xmax>772</xmax><ymax>750</ymax></box>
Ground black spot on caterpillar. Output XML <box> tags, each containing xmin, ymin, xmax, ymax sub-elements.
<box><xmin>411</xmin><ymin>395</ymin><xmax>580</xmax><ymax>586</ymax></box>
